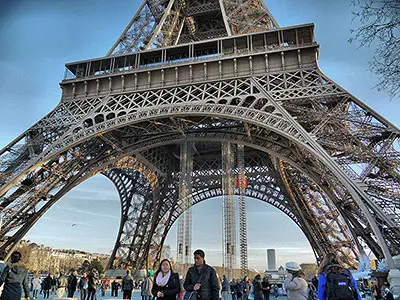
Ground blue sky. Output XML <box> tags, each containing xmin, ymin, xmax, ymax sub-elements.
<box><xmin>0</xmin><ymin>0</ymin><xmax>399</xmax><ymax>270</ymax></box>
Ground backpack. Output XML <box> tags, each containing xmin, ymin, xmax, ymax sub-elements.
<box><xmin>325</xmin><ymin>266</ymin><xmax>357</xmax><ymax>300</ymax></box>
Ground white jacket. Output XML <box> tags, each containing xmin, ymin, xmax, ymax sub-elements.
<box><xmin>283</xmin><ymin>274</ymin><xmax>308</xmax><ymax>300</ymax></box>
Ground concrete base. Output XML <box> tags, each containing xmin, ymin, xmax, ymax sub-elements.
<box><xmin>388</xmin><ymin>269</ymin><xmax>400</xmax><ymax>297</ymax></box>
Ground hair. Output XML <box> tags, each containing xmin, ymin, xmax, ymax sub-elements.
<box><xmin>243</xmin><ymin>276</ymin><xmax>249</xmax><ymax>282</ymax></box>
<box><xmin>194</xmin><ymin>249</ymin><xmax>205</xmax><ymax>258</ymax></box>
<box><xmin>255</xmin><ymin>274</ymin><xmax>262</xmax><ymax>281</ymax></box>
<box><xmin>10</xmin><ymin>251</ymin><xmax>22</xmax><ymax>264</ymax></box>
<box><xmin>155</xmin><ymin>259</ymin><xmax>173</xmax><ymax>278</ymax></box>
<box><xmin>318</xmin><ymin>253</ymin><xmax>341</xmax><ymax>274</ymax></box>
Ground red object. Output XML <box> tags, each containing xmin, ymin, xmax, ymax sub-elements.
<box><xmin>235</xmin><ymin>177</ymin><xmax>248</xmax><ymax>188</ymax></box>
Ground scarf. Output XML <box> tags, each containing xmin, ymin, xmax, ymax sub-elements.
<box><xmin>156</xmin><ymin>271</ymin><xmax>171</xmax><ymax>287</ymax></box>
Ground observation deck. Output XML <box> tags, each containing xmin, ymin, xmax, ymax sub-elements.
<box><xmin>61</xmin><ymin>24</ymin><xmax>317</xmax><ymax>101</ymax></box>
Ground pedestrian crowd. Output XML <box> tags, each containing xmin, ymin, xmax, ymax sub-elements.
<box><xmin>0</xmin><ymin>249</ymin><xmax>396</xmax><ymax>300</ymax></box>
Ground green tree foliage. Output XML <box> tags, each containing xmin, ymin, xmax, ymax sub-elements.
<box><xmin>350</xmin><ymin>0</ymin><xmax>400</xmax><ymax>98</ymax></box>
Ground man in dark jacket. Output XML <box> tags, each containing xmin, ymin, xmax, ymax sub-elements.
<box><xmin>123</xmin><ymin>270</ymin><xmax>134</xmax><ymax>300</ymax></box>
<box><xmin>67</xmin><ymin>269</ymin><xmax>78</xmax><ymax>297</ymax></box>
<box><xmin>184</xmin><ymin>249</ymin><xmax>220</xmax><ymax>300</ymax></box>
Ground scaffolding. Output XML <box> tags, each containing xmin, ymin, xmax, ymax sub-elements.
<box><xmin>222</xmin><ymin>142</ymin><xmax>236</xmax><ymax>279</ymax></box>
<box><xmin>176</xmin><ymin>142</ymin><xmax>193</xmax><ymax>269</ymax></box>
<box><xmin>237</xmin><ymin>144</ymin><xmax>248</xmax><ymax>277</ymax></box>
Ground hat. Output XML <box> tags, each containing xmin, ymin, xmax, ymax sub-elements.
<box><xmin>285</xmin><ymin>262</ymin><xmax>301</xmax><ymax>271</ymax></box>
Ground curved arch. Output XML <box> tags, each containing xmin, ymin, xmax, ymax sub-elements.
<box><xmin>0</xmin><ymin>116</ymin><xmax>394</xmax><ymax>267</ymax></box>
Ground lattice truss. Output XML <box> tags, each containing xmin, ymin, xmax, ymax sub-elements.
<box><xmin>107</xmin><ymin>0</ymin><xmax>278</xmax><ymax>55</ymax></box>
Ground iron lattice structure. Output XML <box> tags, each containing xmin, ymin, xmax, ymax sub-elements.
<box><xmin>0</xmin><ymin>0</ymin><xmax>399</xmax><ymax>272</ymax></box>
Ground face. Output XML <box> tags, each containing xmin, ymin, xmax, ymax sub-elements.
<box><xmin>194</xmin><ymin>254</ymin><xmax>204</xmax><ymax>266</ymax></box>
<box><xmin>161</xmin><ymin>260</ymin><xmax>171</xmax><ymax>273</ymax></box>
<box><xmin>84</xmin><ymin>272</ymin><xmax>87</xmax><ymax>277</ymax></box>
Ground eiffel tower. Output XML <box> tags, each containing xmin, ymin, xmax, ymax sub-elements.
<box><xmin>0</xmin><ymin>0</ymin><xmax>399</xmax><ymax>283</ymax></box>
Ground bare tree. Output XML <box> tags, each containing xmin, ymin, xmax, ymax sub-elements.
<box><xmin>350</xmin><ymin>0</ymin><xmax>400</xmax><ymax>98</ymax></box>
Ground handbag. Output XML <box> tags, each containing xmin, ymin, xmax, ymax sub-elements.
<box><xmin>183</xmin><ymin>291</ymin><xmax>198</xmax><ymax>300</ymax></box>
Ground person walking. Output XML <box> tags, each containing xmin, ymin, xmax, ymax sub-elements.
<box><xmin>151</xmin><ymin>259</ymin><xmax>180</xmax><ymax>300</ymax></box>
<box><xmin>111</xmin><ymin>279</ymin><xmax>121</xmax><ymax>297</ymax></box>
<box><xmin>51</xmin><ymin>274</ymin><xmax>57</xmax><ymax>295</ymax></box>
<box><xmin>253</xmin><ymin>274</ymin><xmax>264</xmax><ymax>300</ymax></box>
<box><xmin>56</xmin><ymin>272</ymin><xmax>68</xmax><ymax>299</ymax></box>
<box><xmin>78</xmin><ymin>272</ymin><xmax>89</xmax><ymax>300</ymax></box>
<box><xmin>221</xmin><ymin>275</ymin><xmax>230</xmax><ymax>300</ymax></box>
<box><xmin>43</xmin><ymin>273</ymin><xmax>52</xmax><ymax>298</ymax></box>
<box><xmin>261</xmin><ymin>277</ymin><xmax>271</xmax><ymax>300</ymax></box>
<box><xmin>241</xmin><ymin>276</ymin><xmax>251</xmax><ymax>300</ymax></box>
<box><xmin>122</xmin><ymin>270</ymin><xmax>134</xmax><ymax>299</ymax></box>
<box><xmin>32</xmin><ymin>275</ymin><xmax>41</xmax><ymax>299</ymax></box>
<box><xmin>317</xmin><ymin>253</ymin><xmax>362</xmax><ymax>300</ymax></box>
<box><xmin>273</xmin><ymin>284</ymin><xmax>278</xmax><ymax>299</ymax></box>
<box><xmin>283</xmin><ymin>262</ymin><xmax>308</xmax><ymax>300</ymax></box>
<box><xmin>67</xmin><ymin>269</ymin><xmax>78</xmax><ymax>298</ymax></box>
<box><xmin>87</xmin><ymin>268</ymin><xmax>99</xmax><ymax>300</ymax></box>
<box><xmin>141</xmin><ymin>270</ymin><xmax>154</xmax><ymax>300</ymax></box>
<box><xmin>183</xmin><ymin>249</ymin><xmax>220</xmax><ymax>300</ymax></box>
<box><xmin>0</xmin><ymin>251</ymin><xmax>30</xmax><ymax>300</ymax></box>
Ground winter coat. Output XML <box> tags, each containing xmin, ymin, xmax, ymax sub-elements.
<box><xmin>43</xmin><ymin>275</ymin><xmax>52</xmax><ymax>290</ymax></box>
<box><xmin>152</xmin><ymin>272</ymin><xmax>180</xmax><ymax>300</ymax></box>
<box><xmin>261</xmin><ymin>279</ymin><xmax>271</xmax><ymax>296</ymax></box>
<box><xmin>88</xmin><ymin>270</ymin><xmax>99</xmax><ymax>290</ymax></box>
<box><xmin>252</xmin><ymin>279</ymin><xmax>264</xmax><ymax>300</ymax></box>
<box><xmin>0</xmin><ymin>263</ymin><xmax>30</xmax><ymax>300</ymax></box>
<box><xmin>122</xmin><ymin>274</ymin><xmax>134</xmax><ymax>291</ymax></box>
<box><xmin>283</xmin><ymin>274</ymin><xmax>308</xmax><ymax>300</ymax></box>
<box><xmin>57</xmin><ymin>275</ymin><xmax>68</xmax><ymax>288</ymax></box>
<box><xmin>141</xmin><ymin>276</ymin><xmax>154</xmax><ymax>296</ymax></box>
<box><xmin>221</xmin><ymin>278</ymin><xmax>229</xmax><ymax>292</ymax></box>
<box><xmin>32</xmin><ymin>277</ymin><xmax>41</xmax><ymax>290</ymax></box>
<box><xmin>68</xmin><ymin>274</ymin><xmax>78</xmax><ymax>290</ymax></box>
<box><xmin>184</xmin><ymin>264</ymin><xmax>220</xmax><ymax>300</ymax></box>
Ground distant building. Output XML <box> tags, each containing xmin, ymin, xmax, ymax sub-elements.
<box><xmin>267</xmin><ymin>249</ymin><xmax>276</xmax><ymax>271</ymax></box>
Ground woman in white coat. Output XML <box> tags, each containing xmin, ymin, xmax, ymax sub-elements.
<box><xmin>282</xmin><ymin>262</ymin><xmax>308</xmax><ymax>300</ymax></box>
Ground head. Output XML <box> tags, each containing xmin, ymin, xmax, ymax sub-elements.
<box><xmin>255</xmin><ymin>274</ymin><xmax>262</xmax><ymax>281</ymax></box>
<box><xmin>298</xmin><ymin>270</ymin><xmax>306</xmax><ymax>279</ymax></box>
<box><xmin>10</xmin><ymin>251</ymin><xmax>22</xmax><ymax>264</ymax></box>
<box><xmin>126</xmin><ymin>270</ymin><xmax>131</xmax><ymax>276</ymax></box>
<box><xmin>0</xmin><ymin>250</ymin><xmax>6</xmax><ymax>261</ymax></box>
<box><xmin>243</xmin><ymin>276</ymin><xmax>249</xmax><ymax>282</ymax></box>
<box><xmin>382</xmin><ymin>282</ymin><xmax>390</xmax><ymax>291</ymax></box>
<box><xmin>223</xmin><ymin>275</ymin><xmax>226</xmax><ymax>280</ymax></box>
<box><xmin>285</xmin><ymin>261</ymin><xmax>301</xmax><ymax>276</ymax></box>
<box><xmin>83</xmin><ymin>272</ymin><xmax>87</xmax><ymax>277</ymax></box>
<box><xmin>318</xmin><ymin>253</ymin><xmax>341</xmax><ymax>274</ymax></box>
<box><xmin>157</xmin><ymin>259</ymin><xmax>173</xmax><ymax>275</ymax></box>
<box><xmin>193</xmin><ymin>249</ymin><xmax>205</xmax><ymax>266</ymax></box>
<box><xmin>263</xmin><ymin>277</ymin><xmax>269</xmax><ymax>283</ymax></box>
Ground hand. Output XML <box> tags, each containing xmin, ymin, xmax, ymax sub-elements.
<box><xmin>285</xmin><ymin>273</ymin><xmax>293</xmax><ymax>280</ymax></box>
<box><xmin>157</xmin><ymin>291</ymin><xmax>164</xmax><ymax>297</ymax></box>
<box><xmin>194</xmin><ymin>284</ymin><xmax>201</xmax><ymax>291</ymax></box>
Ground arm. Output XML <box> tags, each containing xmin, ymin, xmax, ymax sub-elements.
<box><xmin>0</xmin><ymin>265</ymin><xmax>8</xmax><ymax>287</ymax></box>
<box><xmin>210</xmin><ymin>269</ymin><xmax>220</xmax><ymax>300</ymax></box>
<box><xmin>318</xmin><ymin>274</ymin><xmax>326</xmax><ymax>300</ymax></box>
<box><xmin>151</xmin><ymin>279</ymin><xmax>160</xmax><ymax>297</ymax></box>
<box><xmin>184</xmin><ymin>269</ymin><xmax>194</xmax><ymax>292</ymax></box>
<box><xmin>22</xmin><ymin>270</ymin><xmax>30</xmax><ymax>298</ymax></box>
<box><xmin>350</xmin><ymin>275</ymin><xmax>362</xmax><ymax>300</ymax></box>
<box><xmin>283</xmin><ymin>274</ymin><xmax>298</xmax><ymax>291</ymax></box>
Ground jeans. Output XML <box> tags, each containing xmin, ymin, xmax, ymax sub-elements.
<box><xmin>222</xmin><ymin>291</ymin><xmax>230</xmax><ymax>300</ymax></box>
<box><xmin>80</xmin><ymin>288</ymin><xmax>88</xmax><ymax>299</ymax></box>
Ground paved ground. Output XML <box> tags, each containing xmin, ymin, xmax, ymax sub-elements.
<box><xmin>32</xmin><ymin>290</ymin><xmax>289</xmax><ymax>300</ymax></box>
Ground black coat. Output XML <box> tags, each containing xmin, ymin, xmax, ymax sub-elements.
<box><xmin>0</xmin><ymin>265</ymin><xmax>30</xmax><ymax>300</ymax></box>
<box><xmin>152</xmin><ymin>272</ymin><xmax>180</xmax><ymax>300</ymax></box>
<box><xmin>68</xmin><ymin>274</ymin><xmax>78</xmax><ymax>290</ymax></box>
<box><xmin>184</xmin><ymin>265</ymin><xmax>219</xmax><ymax>300</ymax></box>
<box><xmin>253</xmin><ymin>280</ymin><xmax>263</xmax><ymax>300</ymax></box>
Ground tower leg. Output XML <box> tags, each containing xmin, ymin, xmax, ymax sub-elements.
<box><xmin>222</xmin><ymin>142</ymin><xmax>237</xmax><ymax>280</ymax></box>
<box><xmin>237</xmin><ymin>144</ymin><xmax>248</xmax><ymax>277</ymax></box>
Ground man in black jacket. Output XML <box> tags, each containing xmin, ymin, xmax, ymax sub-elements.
<box><xmin>67</xmin><ymin>269</ymin><xmax>78</xmax><ymax>297</ymax></box>
<box><xmin>184</xmin><ymin>249</ymin><xmax>220</xmax><ymax>300</ymax></box>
